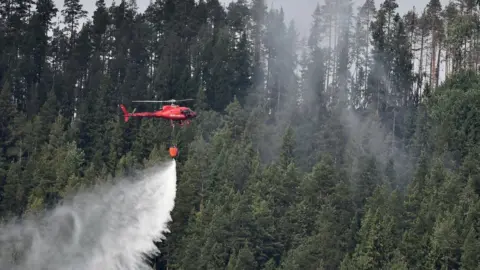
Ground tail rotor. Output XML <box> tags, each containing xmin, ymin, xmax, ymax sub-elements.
<box><xmin>119</xmin><ymin>104</ymin><xmax>130</xmax><ymax>122</ymax></box>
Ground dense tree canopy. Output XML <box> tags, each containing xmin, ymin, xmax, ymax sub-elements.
<box><xmin>2</xmin><ymin>0</ymin><xmax>480</xmax><ymax>268</ymax></box>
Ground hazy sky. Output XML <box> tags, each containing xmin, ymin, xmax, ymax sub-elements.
<box><xmin>53</xmin><ymin>0</ymin><xmax>452</xmax><ymax>36</ymax></box>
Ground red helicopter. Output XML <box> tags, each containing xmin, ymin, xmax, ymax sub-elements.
<box><xmin>119</xmin><ymin>99</ymin><xmax>197</xmax><ymax>159</ymax></box>
<box><xmin>119</xmin><ymin>99</ymin><xmax>197</xmax><ymax>127</ymax></box>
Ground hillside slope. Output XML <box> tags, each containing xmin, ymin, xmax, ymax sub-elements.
<box><xmin>1</xmin><ymin>0</ymin><xmax>480</xmax><ymax>268</ymax></box>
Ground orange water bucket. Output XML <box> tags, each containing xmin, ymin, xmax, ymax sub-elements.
<box><xmin>169</xmin><ymin>146</ymin><xmax>179</xmax><ymax>158</ymax></box>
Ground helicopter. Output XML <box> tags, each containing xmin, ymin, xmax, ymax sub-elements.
<box><xmin>119</xmin><ymin>99</ymin><xmax>197</xmax><ymax>127</ymax></box>
<box><xmin>119</xmin><ymin>99</ymin><xmax>197</xmax><ymax>159</ymax></box>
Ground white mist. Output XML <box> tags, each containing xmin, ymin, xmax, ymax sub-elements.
<box><xmin>0</xmin><ymin>160</ymin><xmax>177</xmax><ymax>270</ymax></box>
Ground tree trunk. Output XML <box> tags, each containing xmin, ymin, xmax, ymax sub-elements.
<box><xmin>435</xmin><ymin>39</ymin><xmax>441</xmax><ymax>88</ymax></box>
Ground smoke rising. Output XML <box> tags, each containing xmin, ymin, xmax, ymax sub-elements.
<box><xmin>0</xmin><ymin>160</ymin><xmax>177</xmax><ymax>270</ymax></box>
<box><xmin>244</xmin><ymin>0</ymin><xmax>416</xmax><ymax>185</ymax></box>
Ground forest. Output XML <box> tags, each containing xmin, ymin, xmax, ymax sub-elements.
<box><xmin>2</xmin><ymin>0</ymin><xmax>480</xmax><ymax>268</ymax></box>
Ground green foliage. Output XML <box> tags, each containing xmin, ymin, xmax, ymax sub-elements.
<box><xmin>2</xmin><ymin>0</ymin><xmax>480</xmax><ymax>268</ymax></box>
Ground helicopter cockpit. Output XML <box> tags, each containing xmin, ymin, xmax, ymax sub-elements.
<box><xmin>181</xmin><ymin>109</ymin><xmax>196</xmax><ymax>117</ymax></box>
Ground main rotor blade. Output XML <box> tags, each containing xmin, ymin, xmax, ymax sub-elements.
<box><xmin>132</xmin><ymin>99</ymin><xmax>194</xmax><ymax>103</ymax></box>
<box><xmin>174</xmin><ymin>99</ymin><xmax>194</xmax><ymax>102</ymax></box>
<box><xmin>132</xmin><ymin>100</ymin><xmax>166</xmax><ymax>103</ymax></box>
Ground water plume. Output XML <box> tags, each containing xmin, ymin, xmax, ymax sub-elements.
<box><xmin>0</xmin><ymin>160</ymin><xmax>177</xmax><ymax>270</ymax></box>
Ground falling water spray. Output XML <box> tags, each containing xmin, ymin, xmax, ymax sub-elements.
<box><xmin>0</xmin><ymin>160</ymin><xmax>177</xmax><ymax>270</ymax></box>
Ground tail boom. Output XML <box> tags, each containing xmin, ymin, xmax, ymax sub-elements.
<box><xmin>119</xmin><ymin>104</ymin><xmax>158</xmax><ymax>122</ymax></box>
